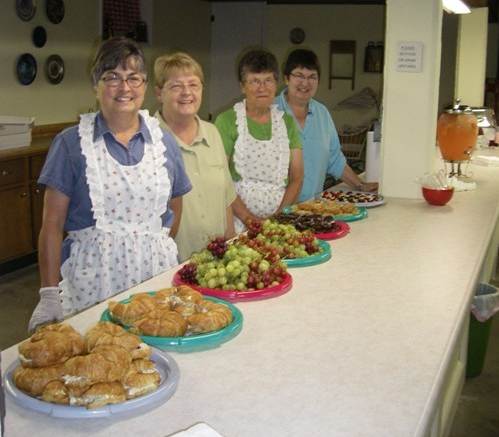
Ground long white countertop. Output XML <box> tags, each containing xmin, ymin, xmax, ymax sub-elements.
<box><xmin>3</xmin><ymin>164</ymin><xmax>499</xmax><ymax>437</ymax></box>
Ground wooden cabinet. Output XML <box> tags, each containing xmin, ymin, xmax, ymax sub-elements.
<box><xmin>0</xmin><ymin>143</ymin><xmax>49</xmax><ymax>263</ymax></box>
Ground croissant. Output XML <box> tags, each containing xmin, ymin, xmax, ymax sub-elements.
<box><xmin>130</xmin><ymin>358</ymin><xmax>157</xmax><ymax>374</ymax></box>
<box><xmin>85</xmin><ymin>322</ymin><xmax>151</xmax><ymax>360</ymax></box>
<box><xmin>187</xmin><ymin>301</ymin><xmax>233</xmax><ymax>334</ymax></box>
<box><xmin>62</xmin><ymin>345</ymin><xmax>131</xmax><ymax>388</ymax></box>
<box><xmin>18</xmin><ymin>323</ymin><xmax>85</xmax><ymax>368</ymax></box>
<box><xmin>41</xmin><ymin>380</ymin><xmax>69</xmax><ymax>405</ymax></box>
<box><xmin>153</xmin><ymin>288</ymin><xmax>175</xmax><ymax>308</ymax></box>
<box><xmin>13</xmin><ymin>364</ymin><xmax>64</xmax><ymax>396</ymax></box>
<box><xmin>71</xmin><ymin>382</ymin><xmax>127</xmax><ymax>409</ymax></box>
<box><xmin>168</xmin><ymin>286</ymin><xmax>203</xmax><ymax>317</ymax></box>
<box><xmin>108</xmin><ymin>293</ymin><xmax>157</xmax><ymax>325</ymax></box>
<box><xmin>174</xmin><ymin>286</ymin><xmax>204</xmax><ymax>304</ymax></box>
<box><xmin>131</xmin><ymin>309</ymin><xmax>187</xmax><ymax>337</ymax></box>
<box><xmin>122</xmin><ymin>371</ymin><xmax>160</xmax><ymax>399</ymax></box>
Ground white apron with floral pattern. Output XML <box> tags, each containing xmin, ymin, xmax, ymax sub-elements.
<box><xmin>59</xmin><ymin>110</ymin><xmax>178</xmax><ymax>316</ymax></box>
<box><xmin>233</xmin><ymin>101</ymin><xmax>290</xmax><ymax>232</ymax></box>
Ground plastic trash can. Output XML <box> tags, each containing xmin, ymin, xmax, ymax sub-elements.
<box><xmin>466</xmin><ymin>283</ymin><xmax>499</xmax><ymax>378</ymax></box>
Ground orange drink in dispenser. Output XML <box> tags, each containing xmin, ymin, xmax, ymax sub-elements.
<box><xmin>437</xmin><ymin>101</ymin><xmax>478</xmax><ymax>162</ymax></box>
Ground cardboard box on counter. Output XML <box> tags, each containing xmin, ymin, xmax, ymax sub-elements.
<box><xmin>0</xmin><ymin>116</ymin><xmax>35</xmax><ymax>150</ymax></box>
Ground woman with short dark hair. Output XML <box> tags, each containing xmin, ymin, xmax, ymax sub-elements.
<box><xmin>28</xmin><ymin>37</ymin><xmax>191</xmax><ymax>331</ymax></box>
<box><xmin>215</xmin><ymin>49</ymin><xmax>303</xmax><ymax>231</ymax></box>
<box><xmin>276</xmin><ymin>48</ymin><xmax>377</xmax><ymax>201</ymax></box>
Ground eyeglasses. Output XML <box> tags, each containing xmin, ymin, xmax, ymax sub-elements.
<box><xmin>289</xmin><ymin>72</ymin><xmax>319</xmax><ymax>83</ymax></box>
<box><xmin>100</xmin><ymin>73</ymin><xmax>146</xmax><ymax>88</ymax></box>
<box><xmin>165</xmin><ymin>81</ymin><xmax>203</xmax><ymax>94</ymax></box>
<box><xmin>245</xmin><ymin>77</ymin><xmax>277</xmax><ymax>88</ymax></box>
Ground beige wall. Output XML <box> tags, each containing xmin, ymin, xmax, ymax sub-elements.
<box><xmin>455</xmin><ymin>8</ymin><xmax>488</xmax><ymax>107</ymax></box>
<box><xmin>264</xmin><ymin>4</ymin><xmax>385</xmax><ymax>110</ymax></box>
<box><xmin>0</xmin><ymin>0</ymin><xmax>101</xmax><ymax>125</ymax></box>
<box><xmin>0</xmin><ymin>0</ymin><xmax>212</xmax><ymax>126</ymax></box>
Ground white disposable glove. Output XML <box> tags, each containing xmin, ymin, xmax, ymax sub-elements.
<box><xmin>28</xmin><ymin>287</ymin><xmax>64</xmax><ymax>334</ymax></box>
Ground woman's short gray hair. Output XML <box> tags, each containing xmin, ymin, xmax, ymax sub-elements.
<box><xmin>90</xmin><ymin>37</ymin><xmax>146</xmax><ymax>86</ymax></box>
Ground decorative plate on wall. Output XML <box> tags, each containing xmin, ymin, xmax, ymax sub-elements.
<box><xmin>46</xmin><ymin>0</ymin><xmax>64</xmax><ymax>24</ymax></box>
<box><xmin>45</xmin><ymin>54</ymin><xmax>64</xmax><ymax>84</ymax></box>
<box><xmin>32</xmin><ymin>26</ymin><xmax>47</xmax><ymax>48</ymax></box>
<box><xmin>16</xmin><ymin>53</ymin><xmax>37</xmax><ymax>86</ymax></box>
<box><xmin>16</xmin><ymin>0</ymin><xmax>37</xmax><ymax>21</ymax></box>
<box><xmin>289</xmin><ymin>27</ymin><xmax>305</xmax><ymax>45</ymax></box>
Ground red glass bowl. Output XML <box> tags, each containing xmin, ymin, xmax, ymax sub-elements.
<box><xmin>422</xmin><ymin>186</ymin><xmax>454</xmax><ymax>206</ymax></box>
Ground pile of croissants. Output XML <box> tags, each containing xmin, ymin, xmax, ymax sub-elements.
<box><xmin>14</xmin><ymin>322</ymin><xmax>159</xmax><ymax>409</ymax></box>
<box><xmin>108</xmin><ymin>285</ymin><xmax>233</xmax><ymax>337</ymax></box>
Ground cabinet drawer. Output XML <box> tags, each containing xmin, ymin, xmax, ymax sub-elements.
<box><xmin>0</xmin><ymin>158</ymin><xmax>27</xmax><ymax>187</ymax></box>
<box><xmin>30</xmin><ymin>153</ymin><xmax>47</xmax><ymax>180</ymax></box>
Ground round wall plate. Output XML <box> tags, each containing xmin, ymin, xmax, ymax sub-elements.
<box><xmin>290</xmin><ymin>27</ymin><xmax>305</xmax><ymax>44</ymax></box>
<box><xmin>32</xmin><ymin>26</ymin><xmax>47</xmax><ymax>48</ymax></box>
<box><xmin>46</xmin><ymin>0</ymin><xmax>64</xmax><ymax>24</ymax></box>
<box><xmin>45</xmin><ymin>54</ymin><xmax>64</xmax><ymax>84</ymax></box>
<box><xmin>16</xmin><ymin>53</ymin><xmax>37</xmax><ymax>86</ymax></box>
<box><xmin>16</xmin><ymin>0</ymin><xmax>37</xmax><ymax>21</ymax></box>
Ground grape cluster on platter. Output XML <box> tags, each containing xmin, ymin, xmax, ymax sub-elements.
<box><xmin>273</xmin><ymin>212</ymin><xmax>340</xmax><ymax>233</ymax></box>
<box><xmin>236</xmin><ymin>219</ymin><xmax>321</xmax><ymax>260</ymax></box>
<box><xmin>178</xmin><ymin>237</ymin><xmax>288</xmax><ymax>292</ymax></box>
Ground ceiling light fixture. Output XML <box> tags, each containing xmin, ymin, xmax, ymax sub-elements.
<box><xmin>443</xmin><ymin>0</ymin><xmax>471</xmax><ymax>14</ymax></box>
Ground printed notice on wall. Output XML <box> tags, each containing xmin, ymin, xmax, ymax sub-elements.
<box><xmin>396</xmin><ymin>41</ymin><xmax>423</xmax><ymax>73</ymax></box>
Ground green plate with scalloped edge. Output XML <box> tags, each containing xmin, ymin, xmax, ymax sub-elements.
<box><xmin>283</xmin><ymin>239</ymin><xmax>331</xmax><ymax>268</ymax></box>
<box><xmin>101</xmin><ymin>294</ymin><xmax>243</xmax><ymax>353</ymax></box>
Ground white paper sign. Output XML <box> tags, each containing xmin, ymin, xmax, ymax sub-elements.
<box><xmin>396</xmin><ymin>41</ymin><xmax>423</xmax><ymax>73</ymax></box>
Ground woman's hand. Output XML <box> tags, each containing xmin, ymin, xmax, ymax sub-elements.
<box><xmin>358</xmin><ymin>182</ymin><xmax>378</xmax><ymax>192</ymax></box>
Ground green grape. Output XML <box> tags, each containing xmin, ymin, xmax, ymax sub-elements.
<box><xmin>208</xmin><ymin>278</ymin><xmax>218</xmax><ymax>288</ymax></box>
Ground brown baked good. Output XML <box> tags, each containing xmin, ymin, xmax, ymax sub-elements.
<box><xmin>108</xmin><ymin>293</ymin><xmax>157</xmax><ymax>325</ymax></box>
<box><xmin>169</xmin><ymin>286</ymin><xmax>204</xmax><ymax>317</ymax></box>
<box><xmin>13</xmin><ymin>364</ymin><xmax>64</xmax><ymax>396</ymax></box>
<box><xmin>187</xmin><ymin>301</ymin><xmax>233</xmax><ymax>334</ymax></box>
<box><xmin>130</xmin><ymin>358</ymin><xmax>157</xmax><ymax>374</ymax></box>
<box><xmin>62</xmin><ymin>345</ymin><xmax>131</xmax><ymax>388</ymax></box>
<box><xmin>18</xmin><ymin>323</ymin><xmax>85</xmax><ymax>368</ymax></box>
<box><xmin>153</xmin><ymin>288</ymin><xmax>175</xmax><ymax>308</ymax></box>
<box><xmin>122</xmin><ymin>371</ymin><xmax>160</xmax><ymax>399</ymax></box>
<box><xmin>85</xmin><ymin>321</ymin><xmax>151</xmax><ymax>360</ymax></box>
<box><xmin>41</xmin><ymin>380</ymin><xmax>69</xmax><ymax>405</ymax></box>
<box><xmin>71</xmin><ymin>382</ymin><xmax>127</xmax><ymax>409</ymax></box>
<box><xmin>131</xmin><ymin>309</ymin><xmax>187</xmax><ymax>337</ymax></box>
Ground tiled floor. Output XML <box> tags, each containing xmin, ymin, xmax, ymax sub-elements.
<box><xmin>0</xmin><ymin>265</ymin><xmax>498</xmax><ymax>435</ymax></box>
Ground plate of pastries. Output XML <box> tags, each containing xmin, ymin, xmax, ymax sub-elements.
<box><xmin>4</xmin><ymin>322</ymin><xmax>179</xmax><ymax>418</ymax></box>
<box><xmin>101</xmin><ymin>286</ymin><xmax>243</xmax><ymax>352</ymax></box>
<box><xmin>321</xmin><ymin>190</ymin><xmax>385</xmax><ymax>208</ymax></box>
<box><xmin>272</xmin><ymin>212</ymin><xmax>350</xmax><ymax>241</ymax></box>
<box><xmin>288</xmin><ymin>199</ymin><xmax>368</xmax><ymax>222</ymax></box>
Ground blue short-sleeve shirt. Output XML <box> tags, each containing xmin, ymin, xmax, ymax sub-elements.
<box><xmin>276</xmin><ymin>89</ymin><xmax>346</xmax><ymax>202</ymax></box>
<box><xmin>38</xmin><ymin>112</ymin><xmax>192</xmax><ymax>261</ymax></box>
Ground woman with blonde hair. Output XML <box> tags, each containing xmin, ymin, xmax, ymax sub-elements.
<box><xmin>154</xmin><ymin>52</ymin><xmax>236</xmax><ymax>261</ymax></box>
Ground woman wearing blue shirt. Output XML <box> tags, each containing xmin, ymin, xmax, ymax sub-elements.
<box><xmin>28</xmin><ymin>37</ymin><xmax>191</xmax><ymax>332</ymax></box>
<box><xmin>276</xmin><ymin>49</ymin><xmax>377</xmax><ymax>202</ymax></box>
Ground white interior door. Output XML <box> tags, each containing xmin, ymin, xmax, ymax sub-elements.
<box><xmin>209</xmin><ymin>2</ymin><xmax>266</xmax><ymax>119</ymax></box>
